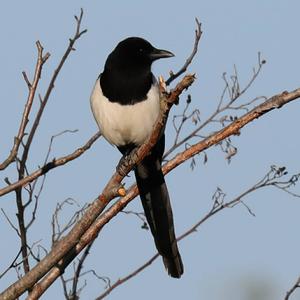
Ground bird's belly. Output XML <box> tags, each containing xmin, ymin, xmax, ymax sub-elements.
<box><xmin>90</xmin><ymin>79</ymin><xmax>161</xmax><ymax>146</ymax></box>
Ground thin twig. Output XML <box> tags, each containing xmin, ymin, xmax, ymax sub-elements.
<box><xmin>70</xmin><ymin>242</ymin><xmax>94</xmax><ymax>299</ymax></box>
<box><xmin>19</xmin><ymin>9</ymin><xmax>87</xmax><ymax>179</ymax></box>
<box><xmin>0</xmin><ymin>249</ymin><xmax>23</xmax><ymax>280</ymax></box>
<box><xmin>44</xmin><ymin>129</ymin><xmax>79</xmax><ymax>165</ymax></box>
<box><xmin>1</xmin><ymin>208</ymin><xmax>20</xmax><ymax>236</ymax></box>
<box><xmin>121</xmin><ymin>210</ymin><xmax>148</xmax><ymax>229</ymax></box>
<box><xmin>163</xmin><ymin>54</ymin><xmax>265</xmax><ymax>159</ymax></box>
<box><xmin>0</xmin><ymin>42</ymin><xmax>50</xmax><ymax>170</ymax></box>
<box><xmin>0</xmin><ymin>132</ymin><xmax>101</xmax><ymax>197</ymax></box>
<box><xmin>95</xmin><ymin>254</ymin><xmax>159</xmax><ymax>300</ymax></box>
<box><xmin>165</xmin><ymin>18</ymin><xmax>202</xmax><ymax>86</ymax></box>
<box><xmin>284</xmin><ymin>276</ymin><xmax>300</xmax><ymax>300</ymax></box>
<box><xmin>51</xmin><ymin>198</ymin><xmax>86</xmax><ymax>245</ymax></box>
<box><xmin>96</xmin><ymin>166</ymin><xmax>300</xmax><ymax>299</ymax></box>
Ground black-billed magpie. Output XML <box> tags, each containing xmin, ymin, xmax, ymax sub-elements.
<box><xmin>90</xmin><ymin>37</ymin><xmax>183</xmax><ymax>278</ymax></box>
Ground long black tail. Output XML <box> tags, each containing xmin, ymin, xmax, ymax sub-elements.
<box><xmin>134</xmin><ymin>147</ymin><xmax>183</xmax><ymax>278</ymax></box>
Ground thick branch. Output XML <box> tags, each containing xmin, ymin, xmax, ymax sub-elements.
<box><xmin>94</xmin><ymin>87</ymin><xmax>300</xmax><ymax>232</ymax></box>
<box><xmin>27</xmin><ymin>85</ymin><xmax>300</xmax><ymax>299</ymax></box>
<box><xmin>0</xmin><ymin>77</ymin><xmax>195</xmax><ymax>198</ymax></box>
<box><xmin>163</xmin><ymin>89</ymin><xmax>300</xmax><ymax>172</ymax></box>
<box><xmin>1</xmin><ymin>74</ymin><xmax>194</xmax><ymax>300</ymax></box>
<box><xmin>96</xmin><ymin>166</ymin><xmax>299</xmax><ymax>299</ymax></box>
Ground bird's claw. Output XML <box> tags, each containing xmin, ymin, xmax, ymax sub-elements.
<box><xmin>117</xmin><ymin>148</ymin><xmax>139</xmax><ymax>177</ymax></box>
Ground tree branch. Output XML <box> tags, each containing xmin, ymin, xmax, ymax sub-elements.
<box><xmin>164</xmin><ymin>53</ymin><xmax>265</xmax><ymax>159</ymax></box>
<box><xmin>162</xmin><ymin>89</ymin><xmax>299</xmax><ymax>173</ymax></box>
<box><xmin>18</xmin><ymin>8</ymin><xmax>87</xmax><ymax>179</ymax></box>
<box><xmin>0</xmin><ymin>42</ymin><xmax>50</xmax><ymax>171</ymax></box>
<box><xmin>284</xmin><ymin>276</ymin><xmax>300</xmax><ymax>300</ymax></box>
<box><xmin>165</xmin><ymin>18</ymin><xmax>202</xmax><ymax>86</ymax></box>
<box><xmin>26</xmin><ymin>84</ymin><xmax>300</xmax><ymax>300</ymax></box>
<box><xmin>1</xmin><ymin>74</ymin><xmax>194</xmax><ymax>300</ymax></box>
<box><xmin>70</xmin><ymin>242</ymin><xmax>94</xmax><ymax>299</ymax></box>
<box><xmin>96</xmin><ymin>166</ymin><xmax>300</xmax><ymax>299</ymax></box>
<box><xmin>0</xmin><ymin>131</ymin><xmax>101</xmax><ymax>197</ymax></box>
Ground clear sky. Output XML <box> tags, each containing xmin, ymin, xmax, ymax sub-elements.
<box><xmin>1</xmin><ymin>1</ymin><xmax>300</xmax><ymax>299</ymax></box>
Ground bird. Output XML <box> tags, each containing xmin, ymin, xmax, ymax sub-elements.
<box><xmin>90</xmin><ymin>37</ymin><xmax>183</xmax><ymax>278</ymax></box>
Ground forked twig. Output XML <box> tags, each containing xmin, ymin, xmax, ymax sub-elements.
<box><xmin>166</xmin><ymin>18</ymin><xmax>202</xmax><ymax>86</ymax></box>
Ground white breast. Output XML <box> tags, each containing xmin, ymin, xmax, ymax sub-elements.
<box><xmin>90</xmin><ymin>78</ymin><xmax>161</xmax><ymax>146</ymax></box>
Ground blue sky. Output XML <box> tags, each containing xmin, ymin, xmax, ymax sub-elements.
<box><xmin>1</xmin><ymin>1</ymin><xmax>300</xmax><ymax>299</ymax></box>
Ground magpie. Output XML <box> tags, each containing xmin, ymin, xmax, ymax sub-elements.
<box><xmin>90</xmin><ymin>37</ymin><xmax>184</xmax><ymax>278</ymax></box>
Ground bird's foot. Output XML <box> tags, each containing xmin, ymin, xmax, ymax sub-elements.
<box><xmin>117</xmin><ymin>148</ymin><xmax>139</xmax><ymax>177</ymax></box>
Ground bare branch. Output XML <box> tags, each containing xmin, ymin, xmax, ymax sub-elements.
<box><xmin>164</xmin><ymin>54</ymin><xmax>265</xmax><ymax>159</ymax></box>
<box><xmin>1</xmin><ymin>208</ymin><xmax>20</xmax><ymax>236</ymax></box>
<box><xmin>15</xmin><ymin>187</ymin><xmax>31</xmax><ymax>276</ymax></box>
<box><xmin>2</xmin><ymin>73</ymin><xmax>194</xmax><ymax>300</ymax></box>
<box><xmin>0</xmin><ymin>249</ymin><xmax>23</xmax><ymax>280</ymax></box>
<box><xmin>70</xmin><ymin>242</ymin><xmax>94</xmax><ymax>299</ymax></box>
<box><xmin>96</xmin><ymin>166</ymin><xmax>300</xmax><ymax>299</ymax></box>
<box><xmin>22</xmin><ymin>71</ymin><xmax>32</xmax><ymax>90</ymax></box>
<box><xmin>285</xmin><ymin>276</ymin><xmax>300</xmax><ymax>300</ymax></box>
<box><xmin>121</xmin><ymin>210</ymin><xmax>148</xmax><ymax>229</ymax></box>
<box><xmin>0</xmin><ymin>42</ymin><xmax>50</xmax><ymax>171</ymax></box>
<box><xmin>24</xmin><ymin>130</ymin><xmax>79</xmax><ymax>233</ymax></box>
<box><xmin>171</xmin><ymin>95</ymin><xmax>200</xmax><ymax>146</ymax></box>
<box><xmin>60</xmin><ymin>274</ymin><xmax>69</xmax><ymax>300</ymax></box>
<box><xmin>0</xmin><ymin>131</ymin><xmax>101</xmax><ymax>197</ymax></box>
<box><xmin>51</xmin><ymin>198</ymin><xmax>86</xmax><ymax>245</ymax></box>
<box><xmin>18</xmin><ymin>9</ymin><xmax>87</xmax><ymax>180</ymax></box>
<box><xmin>163</xmin><ymin>88</ymin><xmax>300</xmax><ymax>174</ymax></box>
<box><xmin>166</xmin><ymin>18</ymin><xmax>202</xmax><ymax>86</ymax></box>
<box><xmin>2</xmin><ymin>10</ymin><xmax>86</xmax><ymax>283</ymax></box>
<box><xmin>95</xmin><ymin>254</ymin><xmax>159</xmax><ymax>300</ymax></box>
<box><xmin>44</xmin><ymin>129</ymin><xmax>79</xmax><ymax>165</ymax></box>
<box><xmin>26</xmin><ymin>86</ymin><xmax>300</xmax><ymax>300</ymax></box>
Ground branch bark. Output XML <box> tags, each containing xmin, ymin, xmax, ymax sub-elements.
<box><xmin>27</xmin><ymin>85</ymin><xmax>300</xmax><ymax>299</ymax></box>
<box><xmin>96</xmin><ymin>166</ymin><xmax>299</xmax><ymax>299</ymax></box>
<box><xmin>1</xmin><ymin>74</ymin><xmax>195</xmax><ymax>300</ymax></box>
<box><xmin>0</xmin><ymin>42</ymin><xmax>50</xmax><ymax>171</ymax></box>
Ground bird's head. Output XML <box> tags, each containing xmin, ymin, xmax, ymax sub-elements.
<box><xmin>105</xmin><ymin>37</ymin><xmax>174</xmax><ymax>72</ymax></box>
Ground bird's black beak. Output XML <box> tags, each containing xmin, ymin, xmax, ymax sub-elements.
<box><xmin>149</xmin><ymin>48</ymin><xmax>175</xmax><ymax>61</ymax></box>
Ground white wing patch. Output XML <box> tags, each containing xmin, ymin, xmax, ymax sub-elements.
<box><xmin>90</xmin><ymin>78</ymin><xmax>161</xmax><ymax>146</ymax></box>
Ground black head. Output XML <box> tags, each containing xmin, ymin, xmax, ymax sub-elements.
<box><xmin>104</xmin><ymin>37</ymin><xmax>174</xmax><ymax>71</ymax></box>
<box><xmin>100</xmin><ymin>37</ymin><xmax>174</xmax><ymax>105</ymax></box>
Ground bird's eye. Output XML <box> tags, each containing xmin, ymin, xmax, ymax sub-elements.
<box><xmin>139</xmin><ymin>48</ymin><xmax>144</xmax><ymax>52</ymax></box>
